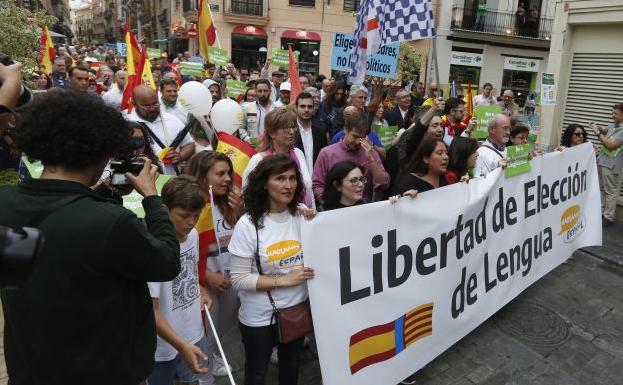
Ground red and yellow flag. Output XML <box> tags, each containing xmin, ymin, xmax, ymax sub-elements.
<box><xmin>466</xmin><ymin>81</ymin><xmax>474</xmax><ymax>116</ymax></box>
<box><xmin>288</xmin><ymin>46</ymin><xmax>302</xmax><ymax>104</ymax></box>
<box><xmin>349</xmin><ymin>303</ymin><xmax>434</xmax><ymax>374</ymax></box>
<box><xmin>216</xmin><ymin>132</ymin><xmax>256</xmax><ymax>188</ymax></box>
<box><xmin>198</xmin><ymin>0</ymin><xmax>217</xmax><ymax>60</ymax></box>
<box><xmin>195</xmin><ymin>201</ymin><xmax>216</xmax><ymax>287</ymax></box>
<box><xmin>38</xmin><ymin>25</ymin><xmax>56</xmax><ymax>74</ymax></box>
<box><xmin>120</xmin><ymin>25</ymin><xmax>145</xmax><ymax>111</ymax></box>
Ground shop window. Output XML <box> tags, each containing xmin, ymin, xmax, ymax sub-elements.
<box><xmin>343</xmin><ymin>0</ymin><xmax>360</xmax><ymax>12</ymax></box>
<box><xmin>449</xmin><ymin>65</ymin><xmax>481</xmax><ymax>96</ymax></box>
<box><xmin>289</xmin><ymin>0</ymin><xmax>315</xmax><ymax>6</ymax></box>
<box><xmin>231</xmin><ymin>34</ymin><xmax>267</xmax><ymax>71</ymax></box>
<box><xmin>281</xmin><ymin>38</ymin><xmax>320</xmax><ymax>75</ymax></box>
<box><xmin>502</xmin><ymin>70</ymin><xmax>534</xmax><ymax>107</ymax></box>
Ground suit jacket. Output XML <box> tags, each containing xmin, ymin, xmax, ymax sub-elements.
<box><xmin>295</xmin><ymin>122</ymin><xmax>328</xmax><ymax>167</ymax></box>
<box><xmin>384</xmin><ymin>106</ymin><xmax>408</xmax><ymax>129</ymax></box>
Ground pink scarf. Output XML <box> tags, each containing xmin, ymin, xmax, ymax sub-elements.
<box><xmin>266</xmin><ymin>147</ymin><xmax>312</xmax><ymax>207</ymax></box>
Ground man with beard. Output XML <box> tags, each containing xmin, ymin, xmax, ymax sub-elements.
<box><xmin>127</xmin><ymin>85</ymin><xmax>194</xmax><ymax>175</ymax></box>
<box><xmin>159</xmin><ymin>79</ymin><xmax>189</xmax><ymax>125</ymax></box>
<box><xmin>294</xmin><ymin>92</ymin><xmax>327</xmax><ymax>174</ymax></box>
<box><xmin>274</xmin><ymin>81</ymin><xmax>291</xmax><ymax>107</ymax></box>
<box><xmin>102</xmin><ymin>70</ymin><xmax>127</xmax><ymax>109</ymax></box>
<box><xmin>203</xmin><ymin>79</ymin><xmax>223</xmax><ymax>103</ymax></box>
<box><xmin>312</xmin><ymin>111</ymin><xmax>389</xmax><ymax>203</ymax></box>
<box><xmin>241</xmin><ymin>79</ymin><xmax>275</xmax><ymax>143</ymax></box>
<box><xmin>440</xmin><ymin>97</ymin><xmax>476</xmax><ymax>143</ymax></box>
<box><xmin>51</xmin><ymin>57</ymin><xmax>69</xmax><ymax>89</ymax></box>
<box><xmin>474</xmin><ymin>113</ymin><xmax>510</xmax><ymax>176</ymax></box>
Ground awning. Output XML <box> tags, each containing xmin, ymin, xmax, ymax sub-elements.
<box><xmin>232</xmin><ymin>25</ymin><xmax>268</xmax><ymax>37</ymax></box>
<box><xmin>281</xmin><ymin>30</ymin><xmax>321</xmax><ymax>41</ymax></box>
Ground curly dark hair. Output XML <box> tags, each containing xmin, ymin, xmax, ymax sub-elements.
<box><xmin>560</xmin><ymin>123</ymin><xmax>587</xmax><ymax>147</ymax></box>
<box><xmin>243</xmin><ymin>154</ymin><xmax>303</xmax><ymax>228</ymax></box>
<box><xmin>14</xmin><ymin>90</ymin><xmax>131</xmax><ymax>168</ymax></box>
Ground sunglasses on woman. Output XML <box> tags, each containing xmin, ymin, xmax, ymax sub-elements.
<box><xmin>574</xmin><ymin>132</ymin><xmax>586</xmax><ymax>137</ymax></box>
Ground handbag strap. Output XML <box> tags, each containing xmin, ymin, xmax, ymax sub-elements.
<box><xmin>254</xmin><ymin>225</ymin><xmax>279</xmax><ymax>314</ymax></box>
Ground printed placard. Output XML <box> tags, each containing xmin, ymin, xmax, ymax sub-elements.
<box><xmin>373</xmin><ymin>125</ymin><xmax>399</xmax><ymax>148</ymax></box>
<box><xmin>474</xmin><ymin>105</ymin><xmax>502</xmax><ymax>139</ymax></box>
<box><xmin>146</xmin><ymin>48</ymin><xmax>161</xmax><ymax>59</ymax></box>
<box><xmin>208</xmin><ymin>46</ymin><xmax>228</xmax><ymax>67</ymax></box>
<box><xmin>179</xmin><ymin>61</ymin><xmax>205</xmax><ymax>77</ymax></box>
<box><xmin>505</xmin><ymin>144</ymin><xmax>532</xmax><ymax>177</ymax></box>
<box><xmin>271</xmin><ymin>49</ymin><xmax>298</xmax><ymax>68</ymax></box>
<box><xmin>330</xmin><ymin>32</ymin><xmax>399</xmax><ymax>79</ymax></box>
<box><xmin>226</xmin><ymin>79</ymin><xmax>248</xmax><ymax>99</ymax></box>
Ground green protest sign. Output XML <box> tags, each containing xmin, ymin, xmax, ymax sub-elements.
<box><xmin>179</xmin><ymin>61</ymin><xmax>205</xmax><ymax>77</ymax></box>
<box><xmin>373</xmin><ymin>125</ymin><xmax>399</xmax><ymax>148</ymax></box>
<box><xmin>208</xmin><ymin>46</ymin><xmax>228</xmax><ymax>67</ymax></box>
<box><xmin>146</xmin><ymin>48</ymin><xmax>161</xmax><ymax>59</ymax></box>
<box><xmin>122</xmin><ymin>175</ymin><xmax>173</xmax><ymax>218</ymax></box>
<box><xmin>474</xmin><ymin>105</ymin><xmax>502</xmax><ymax>139</ymax></box>
<box><xmin>226</xmin><ymin>79</ymin><xmax>248</xmax><ymax>99</ymax></box>
<box><xmin>505</xmin><ymin>144</ymin><xmax>532</xmax><ymax>178</ymax></box>
<box><xmin>271</xmin><ymin>49</ymin><xmax>298</xmax><ymax>68</ymax></box>
<box><xmin>22</xmin><ymin>157</ymin><xmax>43</xmax><ymax>178</ymax></box>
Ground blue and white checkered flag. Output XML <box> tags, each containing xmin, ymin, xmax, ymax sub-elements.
<box><xmin>371</xmin><ymin>0</ymin><xmax>436</xmax><ymax>54</ymax></box>
<box><xmin>349</xmin><ymin>0</ymin><xmax>372</xmax><ymax>85</ymax></box>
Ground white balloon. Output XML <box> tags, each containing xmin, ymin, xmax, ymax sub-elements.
<box><xmin>178</xmin><ymin>81</ymin><xmax>213</xmax><ymax>120</ymax></box>
<box><xmin>210</xmin><ymin>99</ymin><xmax>244</xmax><ymax>135</ymax></box>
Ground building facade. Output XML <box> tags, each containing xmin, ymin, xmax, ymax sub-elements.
<box><xmin>540</xmin><ymin>0</ymin><xmax>623</xmax><ymax>207</ymax></box>
<box><xmin>433</xmin><ymin>0</ymin><xmax>555</xmax><ymax>107</ymax></box>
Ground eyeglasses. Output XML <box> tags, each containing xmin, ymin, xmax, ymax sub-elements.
<box><xmin>347</xmin><ymin>176</ymin><xmax>368</xmax><ymax>186</ymax></box>
<box><xmin>280</xmin><ymin>125</ymin><xmax>299</xmax><ymax>132</ymax></box>
<box><xmin>574</xmin><ymin>132</ymin><xmax>586</xmax><ymax>137</ymax></box>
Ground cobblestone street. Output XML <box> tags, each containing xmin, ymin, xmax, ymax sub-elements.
<box><xmin>1</xmin><ymin>223</ymin><xmax>621</xmax><ymax>384</ymax></box>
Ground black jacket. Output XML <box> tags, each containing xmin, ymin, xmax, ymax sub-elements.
<box><xmin>0</xmin><ymin>178</ymin><xmax>180</xmax><ymax>385</ymax></box>
<box><xmin>295</xmin><ymin>122</ymin><xmax>328</xmax><ymax>167</ymax></box>
<box><xmin>384</xmin><ymin>106</ymin><xmax>408</xmax><ymax>129</ymax></box>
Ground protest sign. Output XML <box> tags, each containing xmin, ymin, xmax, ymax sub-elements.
<box><xmin>104</xmin><ymin>43</ymin><xmax>117</xmax><ymax>53</ymax></box>
<box><xmin>474</xmin><ymin>105</ymin><xmax>502</xmax><ymax>139</ymax></box>
<box><xmin>330</xmin><ymin>32</ymin><xmax>399</xmax><ymax>79</ymax></box>
<box><xmin>271</xmin><ymin>49</ymin><xmax>298</xmax><ymax>68</ymax></box>
<box><xmin>208</xmin><ymin>46</ymin><xmax>228</xmax><ymax>67</ymax></box>
<box><xmin>505</xmin><ymin>144</ymin><xmax>532</xmax><ymax>177</ymax></box>
<box><xmin>541</xmin><ymin>73</ymin><xmax>556</xmax><ymax>105</ymax></box>
<box><xmin>116</xmin><ymin>42</ymin><xmax>127</xmax><ymax>57</ymax></box>
<box><xmin>302</xmin><ymin>143</ymin><xmax>601</xmax><ymax>385</ymax></box>
<box><xmin>373</xmin><ymin>125</ymin><xmax>399</xmax><ymax>148</ymax></box>
<box><xmin>226</xmin><ymin>79</ymin><xmax>248</xmax><ymax>99</ymax></box>
<box><xmin>179</xmin><ymin>61</ymin><xmax>205</xmax><ymax>77</ymax></box>
<box><xmin>146</xmin><ymin>48</ymin><xmax>161</xmax><ymax>59</ymax></box>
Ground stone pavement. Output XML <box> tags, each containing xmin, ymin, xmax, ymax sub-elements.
<box><xmin>1</xmin><ymin>222</ymin><xmax>622</xmax><ymax>385</ymax></box>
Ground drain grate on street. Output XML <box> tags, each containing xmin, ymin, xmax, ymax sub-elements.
<box><xmin>492</xmin><ymin>300</ymin><xmax>570</xmax><ymax>356</ymax></box>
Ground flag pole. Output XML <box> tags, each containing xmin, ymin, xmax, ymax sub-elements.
<box><xmin>204</xmin><ymin>305</ymin><xmax>235</xmax><ymax>385</ymax></box>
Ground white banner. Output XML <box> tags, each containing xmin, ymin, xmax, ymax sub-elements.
<box><xmin>302</xmin><ymin>144</ymin><xmax>601</xmax><ymax>385</ymax></box>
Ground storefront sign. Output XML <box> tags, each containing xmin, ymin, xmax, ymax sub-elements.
<box><xmin>503</xmin><ymin>57</ymin><xmax>540</xmax><ymax>72</ymax></box>
<box><xmin>330</xmin><ymin>32</ymin><xmax>399</xmax><ymax>79</ymax></box>
<box><xmin>271</xmin><ymin>49</ymin><xmax>299</xmax><ymax>68</ymax></box>
<box><xmin>541</xmin><ymin>73</ymin><xmax>556</xmax><ymax>106</ymax></box>
<box><xmin>450</xmin><ymin>51</ymin><xmax>483</xmax><ymax>67</ymax></box>
<box><xmin>208</xmin><ymin>46</ymin><xmax>228</xmax><ymax>66</ymax></box>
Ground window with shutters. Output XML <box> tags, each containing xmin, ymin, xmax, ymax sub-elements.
<box><xmin>343</xmin><ymin>0</ymin><xmax>360</xmax><ymax>12</ymax></box>
<box><xmin>289</xmin><ymin>0</ymin><xmax>315</xmax><ymax>6</ymax></box>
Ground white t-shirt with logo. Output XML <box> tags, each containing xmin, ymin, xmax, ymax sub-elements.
<box><xmin>228</xmin><ymin>211</ymin><xmax>308</xmax><ymax>327</ymax></box>
<box><xmin>148</xmin><ymin>229</ymin><xmax>204</xmax><ymax>361</ymax></box>
<box><xmin>207</xmin><ymin>205</ymin><xmax>235</xmax><ymax>274</ymax></box>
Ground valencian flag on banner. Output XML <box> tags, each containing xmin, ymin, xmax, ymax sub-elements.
<box><xmin>120</xmin><ymin>25</ymin><xmax>145</xmax><ymax>111</ymax></box>
<box><xmin>216</xmin><ymin>132</ymin><xmax>256</xmax><ymax>188</ymax></box>
<box><xmin>349</xmin><ymin>303</ymin><xmax>434</xmax><ymax>374</ymax></box>
<box><xmin>38</xmin><ymin>25</ymin><xmax>56</xmax><ymax>75</ymax></box>
<box><xmin>198</xmin><ymin>0</ymin><xmax>217</xmax><ymax>61</ymax></box>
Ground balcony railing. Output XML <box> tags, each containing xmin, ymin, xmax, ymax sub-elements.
<box><xmin>451</xmin><ymin>6</ymin><xmax>552</xmax><ymax>40</ymax></box>
<box><xmin>226</xmin><ymin>0</ymin><xmax>265</xmax><ymax>16</ymax></box>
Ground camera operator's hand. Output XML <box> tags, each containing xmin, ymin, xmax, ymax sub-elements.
<box><xmin>126</xmin><ymin>158</ymin><xmax>159</xmax><ymax>198</ymax></box>
<box><xmin>0</xmin><ymin>61</ymin><xmax>23</xmax><ymax>111</ymax></box>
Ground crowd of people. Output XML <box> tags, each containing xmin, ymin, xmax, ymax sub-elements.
<box><xmin>0</xmin><ymin>41</ymin><xmax>622</xmax><ymax>385</ymax></box>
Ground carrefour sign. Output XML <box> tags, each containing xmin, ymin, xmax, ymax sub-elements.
<box><xmin>504</xmin><ymin>57</ymin><xmax>541</xmax><ymax>72</ymax></box>
<box><xmin>450</xmin><ymin>51</ymin><xmax>483</xmax><ymax>67</ymax></box>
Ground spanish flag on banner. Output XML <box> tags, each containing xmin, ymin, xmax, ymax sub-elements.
<box><xmin>198</xmin><ymin>0</ymin><xmax>217</xmax><ymax>60</ymax></box>
<box><xmin>120</xmin><ymin>25</ymin><xmax>145</xmax><ymax>111</ymax></box>
<box><xmin>38</xmin><ymin>25</ymin><xmax>56</xmax><ymax>75</ymax></box>
<box><xmin>196</xmin><ymin>201</ymin><xmax>216</xmax><ymax>287</ymax></box>
<box><xmin>349</xmin><ymin>303</ymin><xmax>434</xmax><ymax>374</ymax></box>
<box><xmin>216</xmin><ymin>132</ymin><xmax>256</xmax><ymax>188</ymax></box>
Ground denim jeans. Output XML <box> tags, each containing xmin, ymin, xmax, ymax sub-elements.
<box><xmin>238</xmin><ymin>322</ymin><xmax>304</xmax><ymax>385</ymax></box>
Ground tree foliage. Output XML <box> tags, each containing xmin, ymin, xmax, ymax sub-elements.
<box><xmin>0</xmin><ymin>1</ymin><xmax>56</xmax><ymax>72</ymax></box>
<box><xmin>397</xmin><ymin>42</ymin><xmax>423</xmax><ymax>83</ymax></box>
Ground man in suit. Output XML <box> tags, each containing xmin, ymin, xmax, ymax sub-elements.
<box><xmin>295</xmin><ymin>92</ymin><xmax>328</xmax><ymax>174</ymax></box>
<box><xmin>384</xmin><ymin>88</ymin><xmax>412</xmax><ymax>129</ymax></box>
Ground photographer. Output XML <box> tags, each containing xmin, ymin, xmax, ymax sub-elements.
<box><xmin>0</xmin><ymin>87</ymin><xmax>181</xmax><ymax>384</ymax></box>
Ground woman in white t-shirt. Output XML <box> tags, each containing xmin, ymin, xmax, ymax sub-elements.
<box><xmin>186</xmin><ymin>151</ymin><xmax>243</xmax><ymax>378</ymax></box>
<box><xmin>230</xmin><ymin>154</ymin><xmax>315</xmax><ymax>385</ymax></box>
<box><xmin>242</xmin><ymin>107</ymin><xmax>315</xmax><ymax>208</ymax></box>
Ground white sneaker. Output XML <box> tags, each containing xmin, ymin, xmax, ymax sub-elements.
<box><xmin>212</xmin><ymin>353</ymin><xmax>233</xmax><ymax>377</ymax></box>
<box><xmin>270</xmin><ymin>347</ymin><xmax>279</xmax><ymax>365</ymax></box>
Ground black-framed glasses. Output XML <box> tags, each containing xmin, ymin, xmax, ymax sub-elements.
<box><xmin>574</xmin><ymin>132</ymin><xmax>586</xmax><ymax>137</ymax></box>
<box><xmin>347</xmin><ymin>176</ymin><xmax>367</xmax><ymax>186</ymax></box>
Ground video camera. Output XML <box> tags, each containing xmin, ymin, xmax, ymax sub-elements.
<box><xmin>110</xmin><ymin>157</ymin><xmax>145</xmax><ymax>186</ymax></box>
<box><xmin>0</xmin><ymin>226</ymin><xmax>43</xmax><ymax>287</ymax></box>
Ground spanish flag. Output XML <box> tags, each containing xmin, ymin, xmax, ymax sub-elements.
<box><xmin>198</xmin><ymin>0</ymin><xmax>217</xmax><ymax>60</ymax></box>
<box><xmin>349</xmin><ymin>303</ymin><xmax>434</xmax><ymax>374</ymax></box>
<box><xmin>196</xmin><ymin>200</ymin><xmax>216</xmax><ymax>287</ymax></box>
<box><xmin>142</xmin><ymin>56</ymin><xmax>156</xmax><ymax>90</ymax></box>
<box><xmin>38</xmin><ymin>25</ymin><xmax>56</xmax><ymax>75</ymax></box>
<box><xmin>216</xmin><ymin>132</ymin><xmax>256</xmax><ymax>188</ymax></box>
<box><xmin>120</xmin><ymin>25</ymin><xmax>145</xmax><ymax>111</ymax></box>
<box><xmin>466</xmin><ymin>81</ymin><xmax>474</xmax><ymax>116</ymax></box>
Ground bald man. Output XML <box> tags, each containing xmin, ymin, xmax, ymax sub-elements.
<box><xmin>474</xmin><ymin>113</ymin><xmax>510</xmax><ymax>176</ymax></box>
<box><xmin>126</xmin><ymin>85</ymin><xmax>194</xmax><ymax>175</ymax></box>
<box><xmin>102</xmin><ymin>70</ymin><xmax>127</xmax><ymax>109</ymax></box>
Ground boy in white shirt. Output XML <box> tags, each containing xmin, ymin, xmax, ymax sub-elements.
<box><xmin>148</xmin><ymin>176</ymin><xmax>215</xmax><ymax>385</ymax></box>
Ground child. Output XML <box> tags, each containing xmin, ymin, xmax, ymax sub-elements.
<box><xmin>148</xmin><ymin>175</ymin><xmax>215</xmax><ymax>385</ymax></box>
